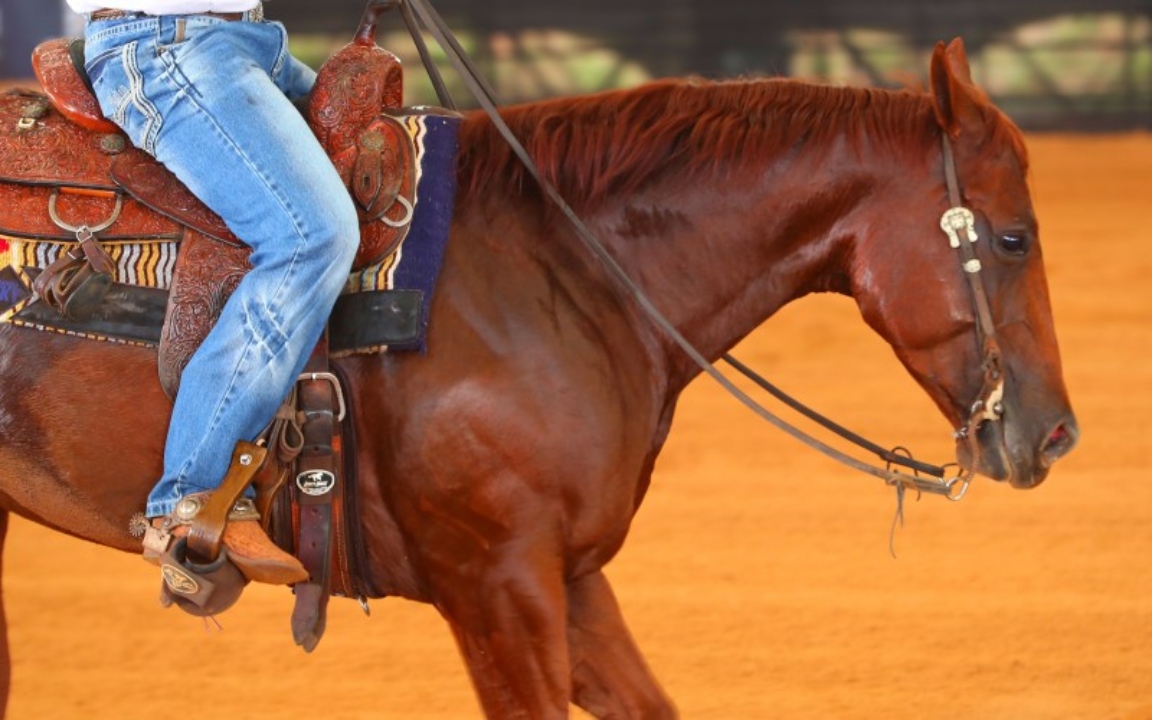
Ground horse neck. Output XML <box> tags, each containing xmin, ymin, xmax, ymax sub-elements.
<box><xmin>459</xmin><ymin>80</ymin><xmax>936</xmax><ymax>390</ymax></box>
<box><xmin>593</xmin><ymin>128</ymin><xmax>929</xmax><ymax>390</ymax></box>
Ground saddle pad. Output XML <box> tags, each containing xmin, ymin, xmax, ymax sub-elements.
<box><xmin>0</xmin><ymin>241</ymin><xmax>23</xmax><ymax>315</ymax></box>
<box><xmin>335</xmin><ymin>110</ymin><xmax>460</xmax><ymax>355</ymax></box>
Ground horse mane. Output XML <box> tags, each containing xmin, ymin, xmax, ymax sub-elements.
<box><xmin>455</xmin><ymin>77</ymin><xmax>1028</xmax><ymax>214</ymax></box>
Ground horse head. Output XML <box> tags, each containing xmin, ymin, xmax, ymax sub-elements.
<box><xmin>850</xmin><ymin>39</ymin><xmax>1078</xmax><ymax>488</ymax></box>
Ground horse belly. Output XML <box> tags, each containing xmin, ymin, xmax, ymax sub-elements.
<box><xmin>0</xmin><ymin>327</ymin><xmax>165</xmax><ymax>549</ymax></box>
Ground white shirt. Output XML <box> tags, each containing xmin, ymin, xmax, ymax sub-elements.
<box><xmin>66</xmin><ymin>0</ymin><xmax>260</xmax><ymax>14</ymax></box>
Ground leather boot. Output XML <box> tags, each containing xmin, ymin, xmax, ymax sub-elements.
<box><xmin>142</xmin><ymin>494</ymin><xmax>309</xmax><ymax>586</ymax></box>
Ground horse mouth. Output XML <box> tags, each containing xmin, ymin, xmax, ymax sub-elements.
<box><xmin>957</xmin><ymin>416</ymin><xmax>1079</xmax><ymax>489</ymax></box>
<box><xmin>1039</xmin><ymin>421</ymin><xmax>1079</xmax><ymax>469</ymax></box>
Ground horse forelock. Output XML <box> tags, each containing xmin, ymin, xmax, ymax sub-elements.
<box><xmin>455</xmin><ymin>77</ymin><xmax>1027</xmax><ymax>215</ymax></box>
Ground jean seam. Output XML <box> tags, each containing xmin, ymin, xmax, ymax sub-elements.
<box><xmin>120</xmin><ymin>41</ymin><xmax>164</xmax><ymax>154</ymax></box>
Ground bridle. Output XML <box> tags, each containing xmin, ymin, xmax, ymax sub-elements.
<box><xmin>715</xmin><ymin>136</ymin><xmax>1007</xmax><ymax>502</ymax></box>
<box><xmin>375</xmin><ymin>0</ymin><xmax>1006</xmax><ymax>502</ymax></box>
<box><xmin>940</xmin><ymin>138</ymin><xmax>1006</xmax><ymax>446</ymax></box>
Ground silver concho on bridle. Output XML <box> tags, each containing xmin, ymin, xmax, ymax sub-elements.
<box><xmin>940</xmin><ymin>206</ymin><xmax>982</xmax><ymax>272</ymax></box>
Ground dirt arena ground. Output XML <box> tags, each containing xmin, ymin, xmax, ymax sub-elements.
<box><xmin>2</xmin><ymin>133</ymin><xmax>1149</xmax><ymax>719</ymax></box>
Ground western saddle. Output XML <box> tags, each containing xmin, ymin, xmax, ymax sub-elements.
<box><xmin>6</xmin><ymin>1</ymin><xmax>426</xmax><ymax>649</ymax></box>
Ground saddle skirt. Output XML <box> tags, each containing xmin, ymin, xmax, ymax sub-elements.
<box><xmin>0</xmin><ymin>36</ymin><xmax>462</xmax><ymax>398</ymax></box>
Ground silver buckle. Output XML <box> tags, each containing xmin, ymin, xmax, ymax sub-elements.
<box><xmin>299</xmin><ymin>371</ymin><xmax>347</xmax><ymax>421</ymax></box>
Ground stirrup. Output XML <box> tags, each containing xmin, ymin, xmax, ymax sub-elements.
<box><xmin>155</xmin><ymin>537</ymin><xmax>249</xmax><ymax>617</ymax></box>
<box><xmin>136</xmin><ymin>441</ymin><xmax>270</xmax><ymax>616</ymax></box>
<box><xmin>137</xmin><ymin>494</ymin><xmax>259</xmax><ymax>617</ymax></box>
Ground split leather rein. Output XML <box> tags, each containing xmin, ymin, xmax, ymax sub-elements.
<box><xmin>375</xmin><ymin>0</ymin><xmax>1007</xmax><ymax>503</ymax></box>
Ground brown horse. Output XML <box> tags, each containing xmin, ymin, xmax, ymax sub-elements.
<box><xmin>0</xmin><ymin>39</ymin><xmax>1076</xmax><ymax>717</ymax></box>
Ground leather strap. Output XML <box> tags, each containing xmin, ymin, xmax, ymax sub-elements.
<box><xmin>941</xmin><ymin>136</ymin><xmax>1005</xmax><ymax>441</ymax></box>
<box><xmin>942</xmin><ymin>138</ymin><xmax>1000</xmax><ymax>351</ymax></box>
<box><xmin>89</xmin><ymin>7</ymin><xmax>256</xmax><ymax>21</ymax></box>
<box><xmin>254</xmin><ymin>388</ymin><xmax>303</xmax><ymax>522</ymax></box>
<box><xmin>31</xmin><ymin>228</ymin><xmax>115</xmax><ymax>319</ymax></box>
<box><xmin>291</xmin><ymin>336</ymin><xmax>341</xmax><ymax>649</ymax></box>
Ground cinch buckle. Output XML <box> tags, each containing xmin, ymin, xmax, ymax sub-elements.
<box><xmin>299</xmin><ymin>371</ymin><xmax>347</xmax><ymax>421</ymax></box>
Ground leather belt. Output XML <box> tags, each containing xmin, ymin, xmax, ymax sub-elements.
<box><xmin>89</xmin><ymin>5</ymin><xmax>262</xmax><ymax>21</ymax></box>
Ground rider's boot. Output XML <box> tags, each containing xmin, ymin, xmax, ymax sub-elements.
<box><xmin>139</xmin><ymin>442</ymin><xmax>309</xmax><ymax>587</ymax></box>
<box><xmin>142</xmin><ymin>496</ymin><xmax>308</xmax><ymax>585</ymax></box>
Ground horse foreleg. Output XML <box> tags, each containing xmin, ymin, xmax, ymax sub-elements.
<box><xmin>435</xmin><ymin>560</ymin><xmax>571</xmax><ymax>719</ymax></box>
<box><xmin>567</xmin><ymin>571</ymin><xmax>676</xmax><ymax>719</ymax></box>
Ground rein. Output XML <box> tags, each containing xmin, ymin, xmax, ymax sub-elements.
<box><xmin>382</xmin><ymin>0</ymin><xmax>999</xmax><ymax>502</ymax></box>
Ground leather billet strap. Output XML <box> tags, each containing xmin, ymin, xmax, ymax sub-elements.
<box><xmin>291</xmin><ymin>336</ymin><xmax>342</xmax><ymax>649</ymax></box>
<box><xmin>30</xmin><ymin>187</ymin><xmax>121</xmax><ymax>320</ymax></box>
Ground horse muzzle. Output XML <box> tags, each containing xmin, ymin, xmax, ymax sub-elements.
<box><xmin>957</xmin><ymin>410</ymin><xmax>1080</xmax><ymax>488</ymax></box>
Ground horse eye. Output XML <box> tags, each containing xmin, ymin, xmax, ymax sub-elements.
<box><xmin>997</xmin><ymin>233</ymin><xmax>1029</xmax><ymax>256</ymax></box>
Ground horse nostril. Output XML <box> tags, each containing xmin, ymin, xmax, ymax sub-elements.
<box><xmin>1040</xmin><ymin>418</ymin><xmax>1079</xmax><ymax>466</ymax></box>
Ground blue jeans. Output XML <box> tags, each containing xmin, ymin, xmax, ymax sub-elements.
<box><xmin>84</xmin><ymin>15</ymin><xmax>359</xmax><ymax>517</ymax></box>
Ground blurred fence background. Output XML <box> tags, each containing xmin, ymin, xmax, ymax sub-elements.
<box><xmin>2</xmin><ymin>0</ymin><xmax>1150</xmax><ymax>130</ymax></box>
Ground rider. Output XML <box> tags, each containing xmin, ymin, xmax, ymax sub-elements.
<box><xmin>64</xmin><ymin>1</ymin><xmax>359</xmax><ymax>586</ymax></box>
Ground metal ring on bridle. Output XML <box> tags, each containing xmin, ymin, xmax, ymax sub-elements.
<box><xmin>887</xmin><ymin>467</ymin><xmax>972</xmax><ymax>502</ymax></box>
<box><xmin>944</xmin><ymin>474</ymin><xmax>972</xmax><ymax>501</ymax></box>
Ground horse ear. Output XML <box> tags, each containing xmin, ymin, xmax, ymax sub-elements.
<box><xmin>929</xmin><ymin>38</ymin><xmax>980</xmax><ymax>139</ymax></box>
<box><xmin>943</xmin><ymin>37</ymin><xmax>975</xmax><ymax>85</ymax></box>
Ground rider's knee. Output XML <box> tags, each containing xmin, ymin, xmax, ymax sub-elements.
<box><xmin>304</xmin><ymin>193</ymin><xmax>359</xmax><ymax>275</ymax></box>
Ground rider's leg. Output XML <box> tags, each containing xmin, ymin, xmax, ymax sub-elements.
<box><xmin>84</xmin><ymin>16</ymin><xmax>358</xmax><ymax>582</ymax></box>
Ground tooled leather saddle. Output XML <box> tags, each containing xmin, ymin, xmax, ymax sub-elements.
<box><xmin>16</xmin><ymin>29</ymin><xmax>418</xmax><ymax>396</ymax></box>
<box><xmin>31</xmin><ymin>35</ymin><xmax>414</xmax><ymax>264</ymax></box>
